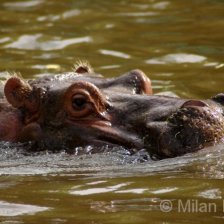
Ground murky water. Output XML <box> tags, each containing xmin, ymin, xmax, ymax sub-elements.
<box><xmin>0</xmin><ymin>0</ymin><xmax>224</xmax><ymax>223</ymax></box>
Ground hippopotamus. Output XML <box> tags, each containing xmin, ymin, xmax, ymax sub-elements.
<box><xmin>1</xmin><ymin>62</ymin><xmax>224</xmax><ymax>159</ymax></box>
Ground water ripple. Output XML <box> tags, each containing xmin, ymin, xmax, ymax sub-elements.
<box><xmin>4</xmin><ymin>0</ymin><xmax>44</xmax><ymax>9</ymax></box>
<box><xmin>70</xmin><ymin>183</ymin><xmax>130</xmax><ymax>195</ymax></box>
<box><xmin>198</xmin><ymin>189</ymin><xmax>222</xmax><ymax>199</ymax></box>
<box><xmin>37</xmin><ymin>9</ymin><xmax>81</xmax><ymax>22</ymax></box>
<box><xmin>152</xmin><ymin>1</ymin><xmax>170</xmax><ymax>10</ymax></box>
<box><xmin>4</xmin><ymin>34</ymin><xmax>92</xmax><ymax>51</ymax></box>
<box><xmin>0</xmin><ymin>201</ymin><xmax>49</xmax><ymax>217</ymax></box>
<box><xmin>146</xmin><ymin>53</ymin><xmax>207</xmax><ymax>64</ymax></box>
<box><xmin>99</xmin><ymin>49</ymin><xmax>131</xmax><ymax>59</ymax></box>
<box><xmin>116</xmin><ymin>12</ymin><xmax>158</xmax><ymax>17</ymax></box>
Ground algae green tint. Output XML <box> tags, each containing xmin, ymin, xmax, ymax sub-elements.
<box><xmin>0</xmin><ymin>0</ymin><xmax>224</xmax><ymax>223</ymax></box>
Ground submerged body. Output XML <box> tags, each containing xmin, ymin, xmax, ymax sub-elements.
<box><xmin>1</xmin><ymin>64</ymin><xmax>224</xmax><ymax>158</ymax></box>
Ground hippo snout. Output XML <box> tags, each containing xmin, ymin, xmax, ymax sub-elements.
<box><xmin>154</xmin><ymin>100</ymin><xmax>224</xmax><ymax>158</ymax></box>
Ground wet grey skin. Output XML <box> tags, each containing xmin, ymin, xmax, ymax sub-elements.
<box><xmin>2</xmin><ymin>63</ymin><xmax>224</xmax><ymax>159</ymax></box>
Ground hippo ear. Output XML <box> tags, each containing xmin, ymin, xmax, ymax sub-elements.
<box><xmin>4</xmin><ymin>77</ymin><xmax>39</xmax><ymax>113</ymax></box>
<box><xmin>104</xmin><ymin>69</ymin><xmax>152</xmax><ymax>95</ymax></box>
<box><xmin>181</xmin><ymin>100</ymin><xmax>208</xmax><ymax>108</ymax></box>
<box><xmin>73</xmin><ymin>60</ymin><xmax>93</xmax><ymax>74</ymax></box>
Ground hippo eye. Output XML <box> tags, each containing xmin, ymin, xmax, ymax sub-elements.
<box><xmin>64</xmin><ymin>81</ymin><xmax>107</xmax><ymax>119</ymax></box>
<box><xmin>72</xmin><ymin>94</ymin><xmax>88</xmax><ymax>110</ymax></box>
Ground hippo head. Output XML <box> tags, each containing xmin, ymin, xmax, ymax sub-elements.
<box><xmin>3</xmin><ymin>63</ymin><xmax>224</xmax><ymax>158</ymax></box>
<box><xmin>4</xmin><ymin>63</ymin><xmax>153</xmax><ymax>151</ymax></box>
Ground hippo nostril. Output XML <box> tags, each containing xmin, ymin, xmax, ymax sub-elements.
<box><xmin>181</xmin><ymin>100</ymin><xmax>208</xmax><ymax>108</ymax></box>
<box><xmin>212</xmin><ymin>93</ymin><xmax>224</xmax><ymax>105</ymax></box>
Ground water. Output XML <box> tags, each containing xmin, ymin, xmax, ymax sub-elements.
<box><xmin>0</xmin><ymin>0</ymin><xmax>224</xmax><ymax>223</ymax></box>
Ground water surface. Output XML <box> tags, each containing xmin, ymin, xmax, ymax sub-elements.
<box><xmin>0</xmin><ymin>0</ymin><xmax>224</xmax><ymax>223</ymax></box>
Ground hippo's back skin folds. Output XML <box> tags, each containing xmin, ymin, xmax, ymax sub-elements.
<box><xmin>1</xmin><ymin>62</ymin><xmax>224</xmax><ymax>159</ymax></box>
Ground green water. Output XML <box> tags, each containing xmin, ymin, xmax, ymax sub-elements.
<box><xmin>0</xmin><ymin>0</ymin><xmax>224</xmax><ymax>223</ymax></box>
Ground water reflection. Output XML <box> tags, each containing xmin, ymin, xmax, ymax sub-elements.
<box><xmin>116</xmin><ymin>12</ymin><xmax>158</xmax><ymax>17</ymax></box>
<box><xmin>4</xmin><ymin>0</ymin><xmax>44</xmax><ymax>9</ymax></box>
<box><xmin>37</xmin><ymin>9</ymin><xmax>81</xmax><ymax>22</ymax></box>
<box><xmin>0</xmin><ymin>0</ymin><xmax>224</xmax><ymax>223</ymax></box>
<box><xmin>0</xmin><ymin>142</ymin><xmax>224</xmax><ymax>179</ymax></box>
<box><xmin>0</xmin><ymin>201</ymin><xmax>49</xmax><ymax>216</ymax></box>
<box><xmin>5</xmin><ymin>35</ymin><xmax>92</xmax><ymax>51</ymax></box>
<box><xmin>90</xmin><ymin>198</ymin><xmax>160</xmax><ymax>213</ymax></box>
<box><xmin>99</xmin><ymin>49</ymin><xmax>131</xmax><ymax>59</ymax></box>
<box><xmin>198</xmin><ymin>189</ymin><xmax>222</xmax><ymax>200</ymax></box>
<box><xmin>146</xmin><ymin>53</ymin><xmax>207</xmax><ymax>64</ymax></box>
<box><xmin>70</xmin><ymin>183</ymin><xmax>130</xmax><ymax>195</ymax></box>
